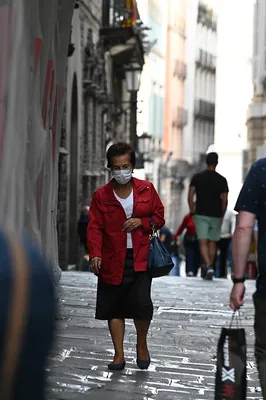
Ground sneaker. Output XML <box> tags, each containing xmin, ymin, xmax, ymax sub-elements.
<box><xmin>201</xmin><ymin>265</ymin><xmax>207</xmax><ymax>279</ymax></box>
<box><xmin>205</xmin><ymin>266</ymin><xmax>214</xmax><ymax>280</ymax></box>
<box><xmin>187</xmin><ymin>271</ymin><xmax>194</xmax><ymax>277</ymax></box>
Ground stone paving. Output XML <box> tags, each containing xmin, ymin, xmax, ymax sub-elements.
<box><xmin>48</xmin><ymin>272</ymin><xmax>262</xmax><ymax>399</ymax></box>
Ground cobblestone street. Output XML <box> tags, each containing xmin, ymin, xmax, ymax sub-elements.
<box><xmin>48</xmin><ymin>272</ymin><xmax>262</xmax><ymax>399</ymax></box>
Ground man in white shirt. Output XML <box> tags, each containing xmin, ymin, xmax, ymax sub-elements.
<box><xmin>216</xmin><ymin>209</ymin><xmax>236</xmax><ymax>278</ymax></box>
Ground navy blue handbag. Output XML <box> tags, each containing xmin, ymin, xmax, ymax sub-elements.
<box><xmin>147</xmin><ymin>220</ymin><xmax>174</xmax><ymax>278</ymax></box>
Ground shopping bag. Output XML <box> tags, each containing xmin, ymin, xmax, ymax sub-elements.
<box><xmin>215</xmin><ymin>312</ymin><xmax>246</xmax><ymax>400</ymax></box>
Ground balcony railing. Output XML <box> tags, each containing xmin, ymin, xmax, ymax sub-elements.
<box><xmin>173</xmin><ymin>60</ymin><xmax>187</xmax><ymax>80</ymax></box>
<box><xmin>196</xmin><ymin>49</ymin><xmax>216</xmax><ymax>72</ymax></box>
<box><xmin>172</xmin><ymin>107</ymin><xmax>188</xmax><ymax>128</ymax></box>
<box><xmin>101</xmin><ymin>0</ymin><xmax>146</xmax><ymax>65</ymax></box>
<box><xmin>194</xmin><ymin>99</ymin><xmax>215</xmax><ymax>121</ymax></box>
<box><xmin>107</xmin><ymin>0</ymin><xmax>138</xmax><ymax>28</ymax></box>
<box><xmin>197</xmin><ymin>2</ymin><xmax>217</xmax><ymax>32</ymax></box>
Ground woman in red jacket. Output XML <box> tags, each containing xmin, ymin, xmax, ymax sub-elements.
<box><xmin>87</xmin><ymin>142</ymin><xmax>165</xmax><ymax>371</ymax></box>
<box><xmin>173</xmin><ymin>213</ymin><xmax>201</xmax><ymax>277</ymax></box>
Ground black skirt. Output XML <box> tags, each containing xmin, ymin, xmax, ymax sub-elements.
<box><xmin>95</xmin><ymin>249</ymin><xmax>153</xmax><ymax>320</ymax></box>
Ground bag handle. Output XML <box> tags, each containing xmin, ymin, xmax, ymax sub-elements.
<box><xmin>150</xmin><ymin>216</ymin><xmax>158</xmax><ymax>237</ymax></box>
<box><xmin>229</xmin><ymin>310</ymin><xmax>242</xmax><ymax>329</ymax></box>
<box><xmin>0</xmin><ymin>232</ymin><xmax>29</xmax><ymax>399</ymax></box>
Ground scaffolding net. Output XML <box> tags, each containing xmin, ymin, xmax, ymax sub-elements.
<box><xmin>0</xmin><ymin>0</ymin><xmax>75</xmax><ymax>282</ymax></box>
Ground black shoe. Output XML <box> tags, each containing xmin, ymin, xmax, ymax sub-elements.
<box><xmin>205</xmin><ymin>266</ymin><xmax>214</xmax><ymax>280</ymax></box>
<box><xmin>136</xmin><ymin>346</ymin><xmax>151</xmax><ymax>370</ymax></box>
<box><xmin>137</xmin><ymin>353</ymin><xmax>150</xmax><ymax>370</ymax></box>
<box><xmin>108</xmin><ymin>360</ymin><xmax>126</xmax><ymax>371</ymax></box>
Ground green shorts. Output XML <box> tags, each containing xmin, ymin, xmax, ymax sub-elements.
<box><xmin>193</xmin><ymin>214</ymin><xmax>222</xmax><ymax>242</ymax></box>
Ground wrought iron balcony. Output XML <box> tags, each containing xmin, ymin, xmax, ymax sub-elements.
<box><xmin>100</xmin><ymin>0</ymin><xmax>147</xmax><ymax>68</ymax></box>
<box><xmin>196</xmin><ymin>49</ymin><xmax>216</xmax><ymax>72</ymax></box>
<box><xmin>172</xmin><ymin>107</ymin><xmax>188</xmax><ymax>128</ymax></box>
<box><xmin>194</xmin><ymin>99</ymin><xmax>215</xmax><ymax>121</ymax></box>
<box><xmin>197</xmin><ymin>2</ymin><xmax>217</xmax><ymax>32</ymax></box>
<box><xmin>173</xmin><ymin>60</ymin><xmax>187</xmax><ymax>80</ymax></box>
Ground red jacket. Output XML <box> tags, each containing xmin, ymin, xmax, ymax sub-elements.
<box><xmin>173</xmin><ymin>213</ymin><xmax>196</xmax><ymax>239</ymax></box>
<box><xmin>87</xmin><ymin>178</ymin><xmax>165</xmax><ymax>285</ymax></box>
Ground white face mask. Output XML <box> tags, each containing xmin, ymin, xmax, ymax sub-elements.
<box><xmin>112</xmin><ymin>170</ymin><xmax>132</xmax><ymax>185</ymax></box>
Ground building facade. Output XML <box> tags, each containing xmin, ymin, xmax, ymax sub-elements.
<box><xmin>136</xmin><ymin>0</ymin><xmax>168</xmax><ymax>189</ymax></box>
<box><xmin>57</xmin><ymin>0</ymin><xmax>146</xmax><ymax>269</ymax></box>
<box><xmin>246</xmin><ymin>0</ymin><xmax>266</xmax><ymax>166</ymax></box>
<box><xmin>214</xmin><ymin>0</ymin><xmax>253</xmax><ymax>209</ymax></box>
<box><xmin>184</xmin><ymin>0</ymin><xmax>217</xmax><ymax>164</ymax></box>
<box><xmin>159</xmin><ymin>0</ymin><xmax>189</xmax><ymax>231</ymax></box>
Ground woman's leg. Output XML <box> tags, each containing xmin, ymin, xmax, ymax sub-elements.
<box><xmin>169</xmin><ymin>254</ymin><xmax>180</xmax><ymax>276</ymax></box>
<box><xmin>194</xmin><ymin>242</ymin><xmax>201</xmax><ymax>276</ymax></box>
<box><xmin>185</xmin><ymin>245</ymin><xmax>194</xmax><ymax>275</ymax></box>
<box><xmin>219</xmin><ymin>238</ymin><xmax>230</xmax><ymax>278</ymax></box>
<box><xmin>134</xmin><ymin>319</ymin><xmax>150</xmax><ymax>360</ymax></box>
<box><xmin>108</xmin><ymin>319</ymin><xmax>125</xmax><ymax>363</ymax></box>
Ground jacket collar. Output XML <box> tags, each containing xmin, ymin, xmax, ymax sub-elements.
<box><xmin>103</xmin><ymin>177</ymin><xmax>149</xmax><ymax>200</ymax></box>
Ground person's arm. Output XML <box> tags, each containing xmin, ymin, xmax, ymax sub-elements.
<box><xmin>188</xmin><ymin>186</ymin><xmax>196</xmax><ymax>214</ymax></box>
<box><xmin>230</xmin><ymin>162</ymin><xmax>260</xmax><ymax>310</ymax></box>
<box><xmin>140</xmin><ymin>183</ymin><xmax>165</xmax><ymax>233</ymax></box>
<box><xmin>232</xmin><ymin>211</ymin><xmax>255</xmax><ymax>278</ymax></box>
<box><xmin>87</xmin><ymin>192</ymin><xmax>104</xmax><ymax>274</ymax></box>
<box><xmin>160</xmin><ymin>233</ymin><xmax>166</xmax><ymax>243</ymax></box>
<box><xmin>220</xmin><ymin>178</ymin><xmax>229</xmax><ymax>217</ymax></box>
<box><xmin>173</xmin><ymin>215</ymin><xmax>188</xmax><ymax>240</ymax></box>
<box><xmin>221</xmin><ymin>192</ymin><xmax>228</xmax><ymax>217</ymax></box>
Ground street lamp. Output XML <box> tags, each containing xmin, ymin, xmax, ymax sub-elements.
<box><xmin>123</xmin><ymin>60</ymin><xmax>142</xmax><ymax>150</ymax></box>
<box><xmin>124</xmin><ymin>62</ymin><xmax>142</xmax><ymax>92</ymax></box>
<box><xmin>138</xmin><ymin>132</ymin><xmax>151</xmax><ymax>157</ymax></box>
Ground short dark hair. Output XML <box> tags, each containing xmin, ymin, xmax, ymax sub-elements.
<box><xmin>106</xmin><ymin>142</ymin><xmax>136</xmax><ymax>169</ymax></box>
<box><xmin>206</xmin><ymin>152</ymin><xmax>218</xmax><ymax>166</ymax></box>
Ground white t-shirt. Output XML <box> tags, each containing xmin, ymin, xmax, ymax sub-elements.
<box><xmin>220</xmin><ymin>209</ymin><xmax>236</xmax><ymax>238</ymax></box>
<box><xmin>113</xmin><ymin>190</ymin><xmax>133</xmax><ymax>248</ymax></box>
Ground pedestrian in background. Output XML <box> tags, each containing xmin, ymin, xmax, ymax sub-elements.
<box><xmin>77</xmin><ymin>206</ymin><xmax>90</xmax><ymax>253</ymax></box>
<box><xmin>173</xmin><ymin>212</ymin><xmax>201</xmax><ymax>277</ymax></box>
<box><xmin>216</xmin><ymin>208</ymin><xmax>235</xmax><ymax>278</ymax></box>
<box><xmin>87</xmin><ymin>142</ymin><xmax>165</xmax><ymax>371</ymax></box>
<box><xmin>160</xmin><ymin>225</ymin><xmax>180</xmax><ymax>276</ymax></box>
<box><xmin>77</xmin><ymin>206</ymin><xmax>90</xmax><ymax>271</ymax></box>
<box><xmin>230</xmin><ymin>158</ymin><xmax>266</xmax><ymax>398</ymax></box>
<box><xmin>188</xmin><ymin>152</ymin><xmax>229</xmax><ymax>280</ymax></box>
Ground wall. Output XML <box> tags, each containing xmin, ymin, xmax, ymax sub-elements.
<box><xmin>184</xmin><ymin>0</ymin><xmax>217</xmax><ymax>163</ymax></box>
<box><xmin>58</xmin><ymin>0</ymin><xmax>103</xmax><ymax>268</ymax></box>
<box><xmin>183</xmin><ymin>0</ymin><xmax>197</xmax><ymax>163</ymax></box>
<box><xmin>214</xmin><ymin>0</ymin><xmax>254</xmax><ymax>207</ymax></box>
<box><xmin>137</xmin><ymin>0</ymin><xmax>168</xmax><ymax>188</ymax></box>
<box><xmin>164</xmin><ymin>0</ymin><xmax>186</xmax><ymax>159</ymax></box>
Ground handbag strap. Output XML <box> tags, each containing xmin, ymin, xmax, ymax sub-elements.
<box><xmin>0</xmin><ymin>231</ymin><xmax>29</xmax><ymax>399</ymax></box>
<box><xmin>229</xmin><ymin>310</ymin><xmax>242</xmax><ymax>329</ymax></box>
<box><xmin>150</xmin><ymin>216</ymin><xmax>158</xmax><ymax>237</ymax></box>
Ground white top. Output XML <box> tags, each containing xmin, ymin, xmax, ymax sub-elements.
<box><xmin>221</xmin><ymin>209</ymin><xmax>236</xmax><ymax>239</ymax></box>
<box><xmin>113</xmin><ymin>190</ymin><xmax>133</xmax><ymax>248</ymax></box>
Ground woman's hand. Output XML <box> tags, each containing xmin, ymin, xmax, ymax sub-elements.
<box><xmin>122</xmin><ymin>218</ymin><xmax>142</xmax><ymax>232</ymax></box>
<box><xmin>90</xmin><ymin>257</ymin><xmax>102</xmax><ymax>275</ymax></box>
